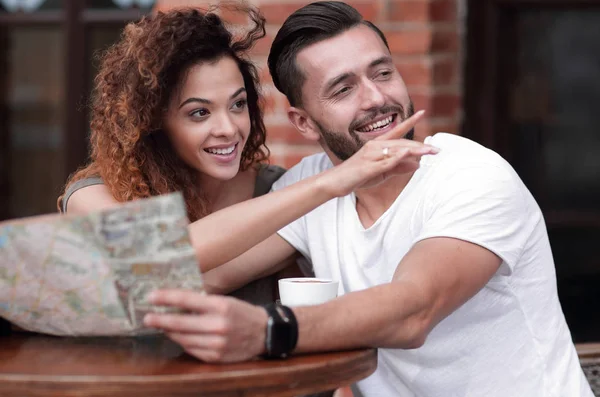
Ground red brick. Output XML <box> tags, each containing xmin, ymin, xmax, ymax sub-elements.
<box><xmin>431</xmin><ymin>28</ymin><xmax>459</xmax><ymax>52</ymax></box>
<box><xmin>388</xmin><ymin>0</ymin><xmax>457</xmax><ymax>23</ymax></box>
<box><xmin>249</xmin><ymin>31</ymin><xmax>275</xmax><ymax>56</ymax></box>
<box><xmin>268</xmin><ymin>145</ymin><xmax>321</xmax><ymax>169</ymax></box>
<box><xmin>431</xmin><ymin>120</ymin><xmax>460</xmax><ymax>135</ymax></box>
<box><xmin>412</xmin><ymin>117</ymin><xmax>458</xmax><ymax>140</ymax></box>
<box><xmin>154</xmin><ymin>0</ymin><xmax>211</xmax><ymax>12</ymax></box>
<box><xmin>259</xmin><ymin>66</ymin><xmax>274</xmax><ymax>86</ymax></box>
<box><xmin>389</xmin><ymin>1</ymin><xmax>430</xmax><ymax>23</ymax></box>
<box><xmin>432</xmin><ymin>92</ymin><xmax>461</xmax><ymax>116</ymax></box>
<box><xmin>348</xmin><ymin>1</ymin><xmax>382</xmax><ymax>21</ymax></box>
<box><xmin>259</xmin><ymin>1</ymin><xmax>380</xmax><ymax>24</ymax></box>
<box><xmin>410</xmin><ymin>92</ymin><xmax>461</xmax><ymax>117</ymax></box>
<box><xmin>281</xmin><ymin>154</ymin><xmax>305</xmax><ymax>169</ymax></box>
<box><xmin>219</xmin><ymin>6</ymin><xmax>251</xmax><ymax>25</ymax></box>
<box><xmin>385</xmin><ymin>28</ymin><xmax>432</xmax><ymax>55</ymax></box>
<box><xmin>395</xmin><ymin>58</ymin><xmax>431</xmax><ymax>87</ymax></box>
<box><xmin>280</xmin><ymin>152</ymin><xmax>313</xmax><ymax>169</ymax></box>
<box><xmin>432</xmin><ymin>56</ymin><xmax>458</xmax><ymax>85</ymax></box>
<box><xmin>259</xmin><ymin>2</ymin><xmax>309</xmax><ymax>25</ymax></box>
<box><xmin>266</xmin><ymin>124</ymin><xmax>309</xmax><ymax>144</ymax></box>
<box><xmin>410</xmin><ymin>92</ymin><xmax>430</xmax><ymax>114</ymax></box>
<box><xmin>430</xmin><ymin>0</ymin><xmax>458</xmax><ymax>22</ymax></box>
<box><xmin>413</xmin><ymin>118</ymin><xmax>433</xmax><ymax>140</ymax></box>
<box><xmin>262</xmin><ymin>92</ymin><xmax>278</xmax><ymax>115</ymax></box>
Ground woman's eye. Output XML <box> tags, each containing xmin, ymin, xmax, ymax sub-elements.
<box><xmin>190</xmin><ymin>108</ymin><xmax>209</xmax><ymax>118</ymax></box>
<box><xmin>232</xmin><ymin>99</ymin><xmax>247</xmax><ymax>110</ymax></box>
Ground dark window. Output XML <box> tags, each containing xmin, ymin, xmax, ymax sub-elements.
<box><xmin>465</xmin><ymin>0</ymin><xmax>600</xmax><ymax>342</ymax></box>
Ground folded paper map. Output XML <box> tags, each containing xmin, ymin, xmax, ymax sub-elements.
<box><xmin>0</xmin><ymin>192</ymin><xmax>204</xmax><ymax>336</ymax></box>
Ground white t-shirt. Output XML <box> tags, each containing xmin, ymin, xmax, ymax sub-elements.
<box><xmin>272</xmin><ymin>133</ymin><xmax>592</xmax><ymax>397</ymax></box>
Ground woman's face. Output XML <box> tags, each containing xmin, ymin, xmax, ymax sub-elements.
<box><xmin>164</xmin><ymin>56</ymin><xmax>251</xmax><ymax>182</ymax></box>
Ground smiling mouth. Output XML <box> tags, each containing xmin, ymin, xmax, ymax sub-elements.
<box><xmin>356</xmin><ymin>114</ymin><xmax>397</xmax><ymax>133</ymax></box>
<box><xmin>204</xmin><ymin>143</ymin><xmax>237</xmax><ymax>155</ymax></box>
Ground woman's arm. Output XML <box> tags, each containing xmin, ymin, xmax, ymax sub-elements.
<box><xmin>190</xmin><ymin>111</ymin><xmax>436</xmax><ymax>271</ymax></box>
<box><xmin>67</xmin><ymin>112</ymin><xmax>435</xmax><ymax>276</ymax></box>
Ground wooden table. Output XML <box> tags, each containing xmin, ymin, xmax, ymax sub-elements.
<box><xmin>0</xmin><ymin>333</ymin><xmax>377</xmax><ymax>397</ymax></box>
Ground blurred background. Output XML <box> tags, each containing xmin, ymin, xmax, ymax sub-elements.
<box><xmin>0</xmin><ymin>0</ymin><xmax>598</xmax><ymax>343</ymax></box>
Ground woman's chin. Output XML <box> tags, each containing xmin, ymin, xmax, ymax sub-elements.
<box><xmin>200</xmin><ymin>164</ymin><xmax>241</xmax><ymax>182</ymax></box>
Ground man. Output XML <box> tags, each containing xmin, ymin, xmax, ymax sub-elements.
<box><xmin>145</xmin><ymin>2</ymin><xmax>592</xmax><ymax>396</ymax></box>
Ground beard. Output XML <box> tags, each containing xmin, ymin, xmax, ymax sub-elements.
<box><xmin>315</xmin><ymin>101</ymin><xmax>415</xmax><ymax>161</ymax></box>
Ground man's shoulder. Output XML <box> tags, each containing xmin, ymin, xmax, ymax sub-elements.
<box><xmin>271</xmin><ymin>153</ymin><xmax>332</xmax><ymax>191</ymax></box>
<box><xmin>424</xmin><ymin>133</ymin><xmax>512</xmax><ymax>172</ymax></box>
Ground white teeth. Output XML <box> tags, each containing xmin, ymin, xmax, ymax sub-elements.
<box><xmin>206</xmin><ymin>145</ymin><xmax>235</xmax><ymax>155</ymax></box>
<box><xmin>358</xmin><ymin>116</ymin><xmax>393</xmax><ymax>132</ymax></box>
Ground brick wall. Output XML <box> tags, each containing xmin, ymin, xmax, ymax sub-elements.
<box><xmin>156</xmin><ymin>0</ymin><xmax>463</xmax><ymax>169</ymax></box>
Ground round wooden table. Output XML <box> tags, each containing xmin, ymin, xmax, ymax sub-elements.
<box><xmin>0</xmin><ymin>333</ymin><xmax>377</xmax><ymax>397</ymax></box>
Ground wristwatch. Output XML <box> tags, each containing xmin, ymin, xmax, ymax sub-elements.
<box><xmin>263</xmin><ymin>303</ymin><xmax>298</xmax><ymax>359</ymax></box>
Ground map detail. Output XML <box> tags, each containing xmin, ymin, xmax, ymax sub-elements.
<box><xmin>0</xmin><ymin>192</ymin><xmax>204</xmax><ymax>336</ymax></box>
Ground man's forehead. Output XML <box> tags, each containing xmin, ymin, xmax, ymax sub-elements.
<box><xmin>296</xmin><ymin>25</ymin><xmax>390</xmax><ymax>87</ymax></box>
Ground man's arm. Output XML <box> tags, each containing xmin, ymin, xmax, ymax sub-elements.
<box><xmin>144</xmin><ymin>151</ymin><xmax>524</xmax><ymax>363</ymax></box>
<box><xmin>292</xmin><ymin>237</ymin><xmax>501</xmax><ymax>352</ymax></box>
<box><xmin>143</xmin><ymin>237</ymin><xmax>501</xmax><ymax>362</ymax></box>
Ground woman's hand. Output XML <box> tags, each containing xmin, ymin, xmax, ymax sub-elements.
<box><xmin>317</xmin><ymin>110</ymin><xmax>439</xmax><ymax>197</ymax></box>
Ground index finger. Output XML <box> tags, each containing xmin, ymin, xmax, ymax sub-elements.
<box><xmin>375</xmin><ymin>110</ymin><xmax>425</xmax><ymax>141</ymax></box>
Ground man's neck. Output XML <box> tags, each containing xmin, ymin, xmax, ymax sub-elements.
<box><xmin>354</xmin><ymin>171</ymin><xmax>414</xmax><ymax>229</ymax></box>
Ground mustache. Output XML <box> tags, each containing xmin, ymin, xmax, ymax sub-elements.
<box><xmin>348</xmin><ymin>105</ymin><xmax>406</xmax><ymax>132</ymax></box>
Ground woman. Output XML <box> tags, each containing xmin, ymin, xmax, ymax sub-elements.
<box><xmin>58</xmin><ymin>5</ymin><xmax>295</xmax><ymax>305</ymax></box>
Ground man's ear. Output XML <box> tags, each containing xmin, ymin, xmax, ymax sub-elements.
<box><xmin>287</xmin><ymin>107</ymin><xmax>321</xmax><ymax>142</ymax></box>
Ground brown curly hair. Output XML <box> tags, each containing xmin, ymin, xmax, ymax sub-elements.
<box><xmin>58</xmin><ymin>4</ymin><xmax>269</xmax><ymax>221</ymax></box>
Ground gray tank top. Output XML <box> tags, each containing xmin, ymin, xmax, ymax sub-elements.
<box><xmin>59</xmin><ymin>164</ymin><xmax>287</xmax><ymax>305</ymax></box>
<box><xmin>60</xmin><ymin>164</ymin><xmax>285</xmax><ymax>214</ymax></box>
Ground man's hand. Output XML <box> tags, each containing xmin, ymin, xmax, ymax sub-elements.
<box><xmin>317</xmin><ymin>110</ymin><xmax>440</xmax><ymax>197</ymax></box>
<box><xmin>143</xmin><ymin>291</ymin><xmax>267</xmax><ymax>363</ymax></box>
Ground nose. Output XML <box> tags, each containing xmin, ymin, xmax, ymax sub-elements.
<box><xmin>213</xmin><ymin>112</ymin><xmax>237</xmax><ymax>139</ymax></box>
<box><xmin>359</xmin><ymin>79</ymin><xmax>385</xmax><ymax>111</ymax></box>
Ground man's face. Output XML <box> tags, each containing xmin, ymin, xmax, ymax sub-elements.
<box><xmin>295</xmin><ymin>25</ymin><xmax>414</xmax><ymax>161</ymax></box>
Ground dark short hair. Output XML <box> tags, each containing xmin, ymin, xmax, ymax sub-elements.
<box><xmin>268</xmin><ymin>1</ymin><xmax>389</xmax><ymax>107</ymax></box>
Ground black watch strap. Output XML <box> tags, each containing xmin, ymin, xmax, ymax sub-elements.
<box><xmin>263</xmin><ymin>303</ymin><xmax>298</xmax><ymax>359</ymax></box>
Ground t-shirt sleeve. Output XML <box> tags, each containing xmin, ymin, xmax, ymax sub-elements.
<box><xmin>413</xmin><ymin>160</ymin><xmax>534</xmax><ymax>275</ymax></box>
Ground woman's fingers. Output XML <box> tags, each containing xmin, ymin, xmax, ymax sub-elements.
<box><xmin>375</xmin><ymin>110</ymin><xmax>426</xmax><ymax>141</ymax></box>
<box><xmin>382</xmin><ymin>144</ymin><xmax>439</xmax><ymax>159</ymax></box>
<box><xmin>360</xmin><ymin>139</ymin><xmax>439</xmax><ymax>162</ymax></box>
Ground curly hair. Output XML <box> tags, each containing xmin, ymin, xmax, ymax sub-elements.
<box><xmin>58</xmin><ymin>4</ymin><xmax>268</xmax><ymax>221</ymax></box>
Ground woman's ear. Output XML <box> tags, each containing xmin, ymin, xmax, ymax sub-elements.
<box><xmin>287</xmin><ymin>107</ymin><xmax>321</xmax><ymax>142</ymax></box>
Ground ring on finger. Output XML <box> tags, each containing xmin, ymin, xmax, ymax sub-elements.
<box><xmin>382</xmin><ymin>147</ymin><xmax>390</xmax><ymax>158</ymax></box>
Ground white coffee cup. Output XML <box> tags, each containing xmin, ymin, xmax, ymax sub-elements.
<box><xmin>278</xmin><ymin>277</ymin><xmax>339</xmax><ymax>307</ymax></box>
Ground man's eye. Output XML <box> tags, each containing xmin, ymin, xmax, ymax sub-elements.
<box><xmin>376</xmin><ymin>70</ymin><xmax>392</xmax><ymax>79</ymax></box>
<box><xmin>334</xmin><ymin>86</ymin><xmax>351</xmax><ymax>96</ymax></box>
